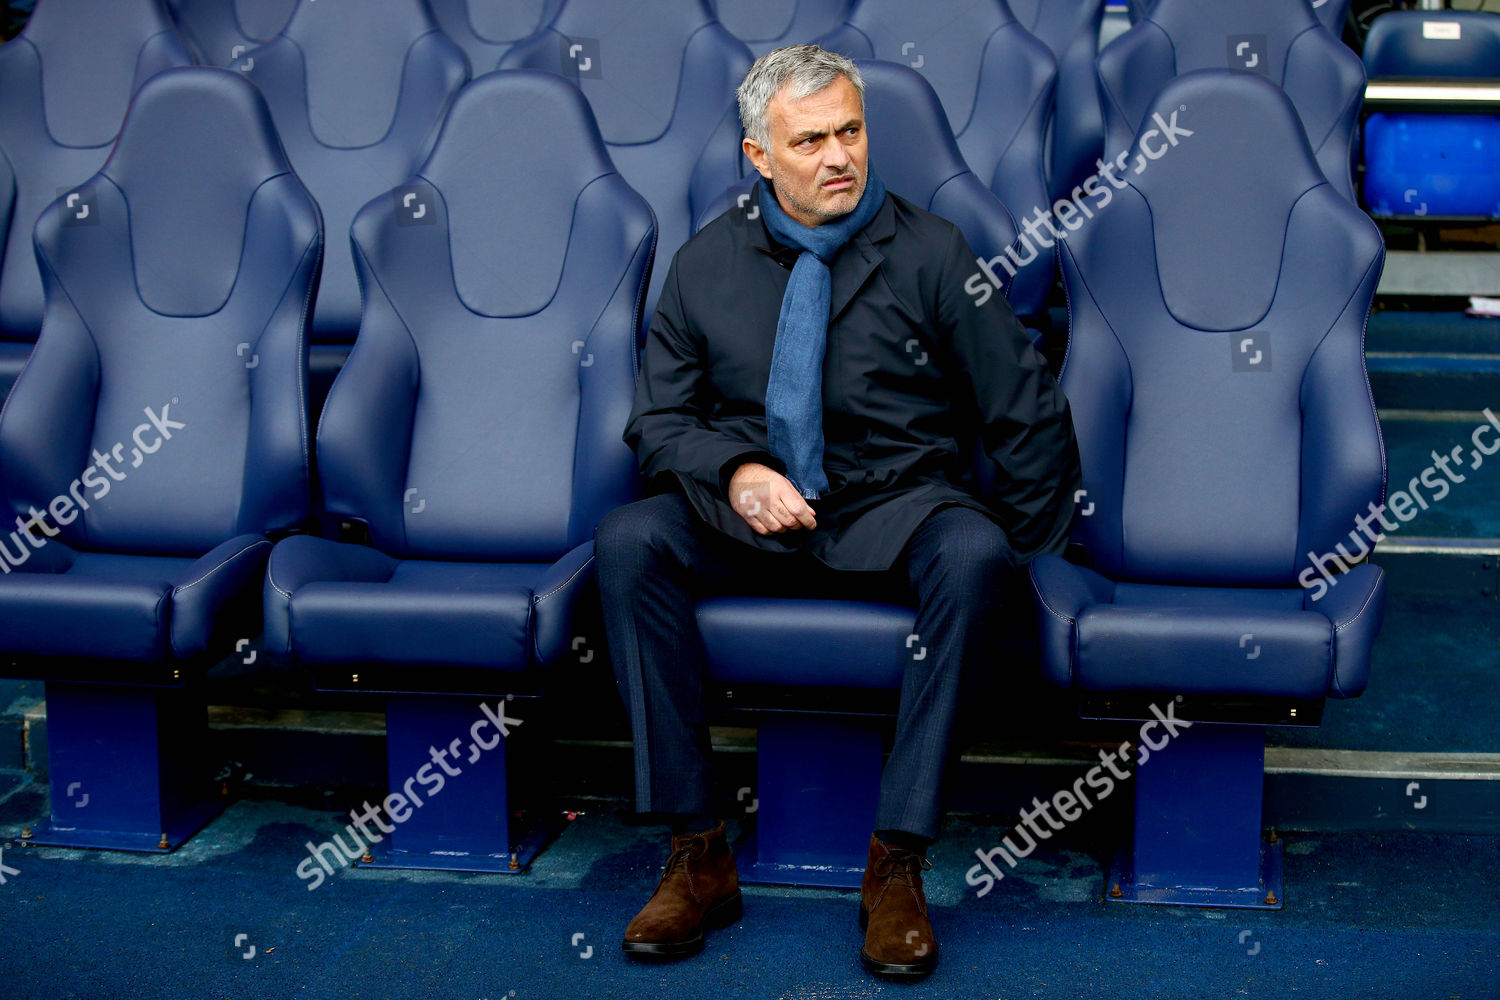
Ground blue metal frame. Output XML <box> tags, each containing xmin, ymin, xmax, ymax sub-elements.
<box><xmin>357</xmin><ymin>694</ymin><xmax>558</xmax><ymax>874</ymax></box>
<box><xmin>738</xmin><ymin>712</ymin><xmax>883</xmax><ymax>888</ymax></box>
<box><xmin>1107</xmin><ymin>722</ymin><xmax>1283</xmax><ymax>909</ymax></box>
<box><xmin>26</xmin><ymin>682</ymin><xmax>223</xmax><ymax>852</ymax></box>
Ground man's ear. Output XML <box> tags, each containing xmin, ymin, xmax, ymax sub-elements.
<box><xmin>741</xmin><ymin>137</ymin><xmax>773</xmax><ymax>180</ymax></box>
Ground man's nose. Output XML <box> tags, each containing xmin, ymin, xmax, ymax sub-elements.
<box><xmin>822</xmin><ymin>137</ymin><xmax>852</xmax><ymax>171</ymax></box>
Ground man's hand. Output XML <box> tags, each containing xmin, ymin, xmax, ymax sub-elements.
<box><xmin>728</xmin><ymin>462</ymin><xmax>817</xmax><ymax>535</ymax></box>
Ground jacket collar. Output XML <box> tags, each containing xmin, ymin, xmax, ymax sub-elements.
<box><xmin>747</xmin><ymin>180</ymin><xmax>894</xmax><ymax>321</ymax></box>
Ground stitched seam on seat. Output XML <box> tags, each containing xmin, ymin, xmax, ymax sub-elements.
<box><xmin>1029</xmin><ymin>563</ymin><xmax>1075</xmax><ymax>625</ymax></box>
<box><xmin>534</xmin><ymin>553</ymin><xmax>594</xmax><ymax>606</ymax></box>
<box><xmin>1332</xmin><ymin>568</ymin><xmax>1382</xmax><ymax>632</ymax></box>
<box><xmin>174</xmin><ymin>538</ymin><xmax>271</xmax><ymax>595</ymax></box>
<box><xmin>266</xmin><ymin>564</ymin><xmax>294</xmax><ymax>602</ymax></box>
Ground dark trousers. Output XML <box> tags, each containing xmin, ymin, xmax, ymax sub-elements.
<box><xmin>594</xmin><ymin>491</ymin><xmax>1013</xmax><ymax>841</ymax></box>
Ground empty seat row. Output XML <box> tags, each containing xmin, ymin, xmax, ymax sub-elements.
<box><xmin>0</xmin><ymin>0</ymin><xmax>1388</xmax><ymax>387</ymax></box>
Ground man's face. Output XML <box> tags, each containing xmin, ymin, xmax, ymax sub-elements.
<box><xmin>743</xmin><ymin>75</ymin><xmax>868</xmax><ymax>228</ymax></box>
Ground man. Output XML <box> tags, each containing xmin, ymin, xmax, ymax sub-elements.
<box><xmin>595</xmin><ymin>45</ymin><xmax>1079</xmax><ymax>979</ymax></box>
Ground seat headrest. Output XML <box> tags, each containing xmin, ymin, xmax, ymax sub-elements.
<box><xmin>281</xmin><ymin>0</ymin><xmax>442</xmax><ymax>148</ymax></box>
<box><xmin>1363</xmin><ymin>11</ymin><xmax>1500</xmax><ymax>79</ymax></box>
<box><xmin>462</xmin><ymin>0</ymin><xmax>552</xmax><ymax>43</ymax></box>
<box><xmin>855</xmin><ymin>60</ymin><xmax>970</xmax><ymax>204</ymax></box>
<box><xmin>415</xmin><ymin>70</ymin><xmax>618</xmax><ymax>318</ymax></box>
<box><xmin>841</xmin><ymin>0</ymin><xmax>1018</xmax><ymax>134</ymax></box>
<box><xmin>1142</xmin><ymin>0</ymin><xmax>1319</xmax><ymax>81</ymax></box>
<box><xmin>1128</xmin><ymin>70</ymin><xmax>1328</xmax><ymax>332</ymax></box>
<box><xmin>19</xmin><ymin>0</ymin><xmax>181</xmax><ymax>147</ymax></box>
<box><xmin>101</xmin><ymin>67</ymin><xmax>296</xmax><ymax>317</ymax></box>
<box><xmin>551</xmin><ymin>0</ymin><xmax>718</xmax><ymax>144</ymax></box>
<box><xmin>233</xmin><ymin>0</ymin><xmax>298</xmax><ymax>41</ymax></box>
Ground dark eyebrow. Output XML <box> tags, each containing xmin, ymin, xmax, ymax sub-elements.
<box><xmin>788</xmin><ymin>119</ymin><xmax>863</xmax><ymax>144</ymax></box>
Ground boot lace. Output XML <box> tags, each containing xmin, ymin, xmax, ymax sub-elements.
<box><xmin>656</xmin><ymin>836</ymin><xmax>708</xmax><ymax>889</ymax></box>
<box><xmin>874</xmin><ymin>848</ymin><xmax>932</xmax><ymax>889</ymax></box>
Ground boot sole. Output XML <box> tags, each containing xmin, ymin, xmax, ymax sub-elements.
<box><xmin>857</xmin><ymin>902</ymin><xmax>938</xmax><ymax>980</ymax></box>
<box><xmin>621</xmin><ymin>890</ymin><xmax>743</xmax><ymax>961</ymax></box>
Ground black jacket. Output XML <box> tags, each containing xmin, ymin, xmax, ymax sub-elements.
<box><xmin>625</xmin><ymin>184</ymin><xmax>1080</xmax><ymax>572</ymax></box>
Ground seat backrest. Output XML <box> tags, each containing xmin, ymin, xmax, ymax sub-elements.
<box><xmin>1008</xmin><ymin>0</ymin><xmax>1107</xmax><ymax>203</ymax></box>
<box><xmin>164</xmin><ymin>0</ymin><xmax>296</xmax><ymax>65</ymax></box>
<box><xmin>1131</xmin><ymin>0</ymin><xmax>1351</xmax><ymax>40</ymax></box>
<box><xmin>818</xmin><ymin>0</ymin><xmax>1056</xmax><ymax>316</ymax></box>
<box><xmin>0</xmin><ymin>0</ymin><xmax>193</xmax><ymax>340</ymax></box>
<box><xmin>1059</xmin><ymin>70</ymin><xmax>1384</xmax><ymax>589</ymax></box>
<box><xmin>1363</xmin><ymin>10</ymin><xmax>1500</xmax><ymax>79</ymax></box>
<box><xmin>245</xmin><ymin>0</ymin><xmax>468</xmax><ymax>344</ymax></box>
<box><xmin>427</xmin><ymin>0</ymin><xmax>562</xmax><ymax>73</ymax></box>
<box><xmin>1099</xmin><ymin>0</ymin><xmax>1364</xmax><ymax>200</ymax></box>
<box><xmin>0</xmin><ymin>68</ymin><xmax>320</xmax><ymax>555</ymax></box>
<box><xmin>695</xmin><ymin>60</ymin><xmax>1022</xmax><ymax>306</ymax></box>
<box><xmin>501</xmin><ymin>0</ymin><xmax>752</xmax><ymax>321</ymax></box>
<box><xmin>318</xmin><ymin>71</ymin><xmax>653</xmax><ymax>562</ymax></box>
<box><xmin>711</xmin><ymin>0</ymin><xmax>851</xmax><ymax>55</ymax></box>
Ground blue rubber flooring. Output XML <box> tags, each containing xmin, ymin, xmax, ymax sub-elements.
<box><xmin>0</xmin><ymin>790</ymin><xmax>1495</xmax><ymax>1000</ymax></box>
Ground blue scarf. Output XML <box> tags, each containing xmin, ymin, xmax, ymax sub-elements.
<box><xmin>758</xmin><ymin>169</ymin><xmax>887</xmax><ymax>500</ymax></box>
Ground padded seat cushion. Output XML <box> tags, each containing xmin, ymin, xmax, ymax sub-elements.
<box><xmin>269</xmin><ymin>534</ymin><xmax>543</xmax><ymax>670</ymax></box>
<box><xmin>0</xmin><ymin>534</ymin><xmax>269</xmax><ymax>663</ymax></box>
<box><xmin>698</xmin><ymin>596</ymin><xmax>915</xmax><ymax>689</ymax></box>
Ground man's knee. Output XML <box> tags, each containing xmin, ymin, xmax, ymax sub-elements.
<box><xmin>594</xmin><ymin>493</ymin><xmax>696</xmax><ymax>574</ymax></box>
<box><xmin>913</xmin><ymin>508</ymin><xmax>1016</xmax><ymax>593</ymax></box>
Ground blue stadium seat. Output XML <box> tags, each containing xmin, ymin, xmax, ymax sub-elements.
<box><xmin>1008</xmin><ymin>0</ymin><xmax>1107</xmax><ymax>205</ymax></box>
<box><xmin>1130</xmin><ymin>0</ymin><xmax>1351</xmax><ymax>40</ymax></box>
<box><xmin>427</xmin><ymin>0</ymin><xmax>561</xmax><ymax>73</ymax></box>
<box><xmin>1361</xmin><ymin>10</ymin><xmax>1500</xmax><ymax>220</ymax></box>
<box><xmin>1032</xmin><ymin>70</ymin><xmax>1386</xmax><ymax>907</ymax></box>
<box><xmin>711</xmin><ymin>0</ymin><xmax>851</xmax><ymax>56</ymax></box>
<box><xmin>242</xmin><ymin>0</ymin><xmax>467</xmax><ymax>408</ymax></box>
<box><xmin>0</xmin><ymin>67</ymin><xmax>320</xmax><ymax>852</ymax></box>
<box><xmin>501</xmin><ymin>0</ymin><xmax>751</xmax><ymax>322</ymax></box>
<box><xmin>818</xmin><ymin>0</ymin><xmax>1058</xmax><ymax>320</ymax></box>
<box><xmin>1099</xmin><ymin>0</ymin><xmax>1364</xmax><ymax>201</ymax></box>
<box><xmin>163</xmin><ymin>0</ymin><xmax>295</xmax><ymax>66</ymax></box>
<box><xmin>0</xmin><ymin>0</ymin><xmax>192</xmax><ymax>398</ymax></box>
<box><xmin>695</xmin><ymin>61</ymin><xmax>1024</xmax><ymax>331</ymax></box>
<box><xmin>262</xmin><ymin>70</ymin><xmax>653</xmax><ymax>874</ymax></box>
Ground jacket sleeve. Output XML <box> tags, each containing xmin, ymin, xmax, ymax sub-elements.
<box><xmin>624</xmin><ymin>251</ymin><xmax>780</xmax><ymax>497</ymax></box>
<box><xmin>935</xmin><ymin>225</ymin><xmax>1081</xmax><ymax>562</ymax></box>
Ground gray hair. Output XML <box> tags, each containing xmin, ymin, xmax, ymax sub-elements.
<box><xmin>737</xmin><ymin>45</ymin><xmax>865</xmax><ymax>149</ymax></box>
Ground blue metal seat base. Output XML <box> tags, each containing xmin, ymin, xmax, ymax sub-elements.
<box><xmin>28</xmin><ymin>798</ymin><xmax>224</xmax><ymax>854</ymax></box>
<box><xmin>1106</xmin><ymin>721</ymin><xmax>1284</xmax><ymax>909</ymax></box>
<box><xmin>24</xmin><ymin>681</ymin><xmax>224</xmax><ymax>852</ymax></box>
<box><xmin>358</xmin><ymin>694</ymin><xmax>560</xmax><ymax>875</ymax></box>
<box><xmin>736</xmin><ymin>713</ymin><xmax>884</xmax><ymax>889</ymax></box>
<box><xmin>1107</xmin><ymin>840</ymin><xmax>1283</xmax><ymax>910</ymax></box>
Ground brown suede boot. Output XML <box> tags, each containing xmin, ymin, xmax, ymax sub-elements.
<box><xmin>859</xmin><ymin>833</ymin><xmax>938</xmax><ymax>979</ymax></box>
<box><xmin>622</xmin><ymin>820</ymin><xmax>742</xmax><ymax>960</ymax></box>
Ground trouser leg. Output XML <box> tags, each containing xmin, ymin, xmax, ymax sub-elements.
<box><xmin>595</xmin><ymin>492</ymin><xmax>784</xmax><ymax>818</ymax></box>
<box><xmin>875</xmin><ymin>506</ymin><xmax>1015</xmax><ymax>841</ymax></box>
